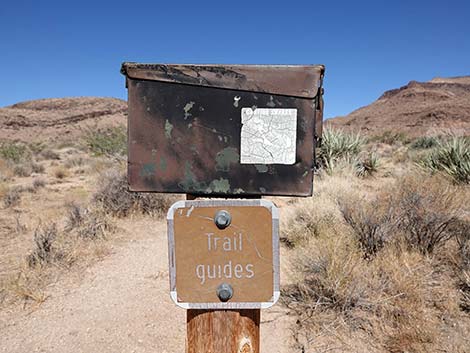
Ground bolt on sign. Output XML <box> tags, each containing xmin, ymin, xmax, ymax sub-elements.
<box><xmin>167</xmin><ymin>199</ymin><xmax>279</xmax><ymax>309</ymax></box>
<box><xmin>121</xmin><ymin>63</ymin><xmax>325</xmax><ymax>197</ymax></box>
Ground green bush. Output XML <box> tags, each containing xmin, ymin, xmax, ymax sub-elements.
<box><xmin>0</xmin><ymin>143</ymin><xmax>30</xmax><ymax>163</ymax></box>
<box><xmin>419</xmin><ymin>136</ymin><xmax>470</xmax><ymax>184</ymax></box>
<box><xmin>84</xmin><ymin>126</ymin><xmax>127</xmax><ymax>157</ymax></box>
<box><xmin>410</xmin><ymin>136</ymin><xmax>440</xmax><ymax>149</ymax></box>
<box><xmin>318</xmin><ymin>129</ymin><xmax>364</xmax><ymax>173</ymax></box>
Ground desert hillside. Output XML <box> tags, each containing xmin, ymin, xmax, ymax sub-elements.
<box><xmin>0</xmin><ymin>86</ymin><xmax>469</xmax><ymax>352</ymax></box>
<box><xmin>327</xmin><ymin>76</ymin><xmax>470</xmax><ymax>136</ymax></box>
<box><xmin>0</xmin><ymin>97</ymin><xmax>127</xmax><ymax>142</ymax></box>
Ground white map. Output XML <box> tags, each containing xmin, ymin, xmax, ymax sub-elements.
<box><xmin>240</xmin><ymin>108</ymin><xmax>297</xmax><ymax>165</ymax></box>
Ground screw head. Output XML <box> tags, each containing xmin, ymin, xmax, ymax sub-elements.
<box><xmin>216</xmin><ymin>283</ymin><xmax>233</xmax><ymax>302</ymax></box>
<box><xmin>214</xmin><ymin>210</ymin><xmax>231</xmax><ymax>229</ymax></box>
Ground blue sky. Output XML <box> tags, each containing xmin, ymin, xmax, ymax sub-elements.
<box><xmin>0</xmin><ymin>0</ymin><xmax>469</xmax><ymax>118</ymax></box>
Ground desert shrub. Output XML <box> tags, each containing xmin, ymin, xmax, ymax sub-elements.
<box><xmin>53</xmin><ymin>166</ymin><xmax>69</xmax><ymax>179</ymax></box>
<box><xmin>354</xmin><ymin>152</ymin><xmax>380</xmax><ymax>177</ymax></box>
<box><xmin>12</xmin><ymin>164</ymin><xmax>32</xmax><ymax>177</ymax></box>
<box><xmin>64</xmin><ymin>202</ymin><xmax>112</xmax><ymax>239</ymax></box>
<box><xmin>32</xmin><ymin>178</ymin><xmax>46</xmax><ymax>190</ymax></box>
<box><xmin>419</xmin><ymin>136</ymin><xmax>470</xmax><ymax>184</ymax></box>
<box><xmin>27</xmin><ymin>223</ymin><xmax>60</xmax><ymax>267</ymax></box>
<box><xmin>85</xmin><ymin>126</ymin><xmax>127</xmax><ymax>157</ymax></box>
<box><xmin>64</xmin><ymin>156</ymin><xmax>86</xmax><ymax>169</ymax></box>
<box><xmin>281</xmin><ymin>237</ymin><xmax>448</xmax><ymax>352</ymax></box>
<box><xmin>339</xmin><ymin>195</ymin><xmax>396</xmax><ymax>258</ymax></box>
<box><xmin>455</xmin><ymin>223</ymin><xmax>470</xmax><ymax>311</ymax></box>
<box><xmin>410</xmin><ymin>135</ymin><xmax>440</xmax><ymax>149</ymax></box>
<box><xmin>281</xmin><ymin>198</ymin><xmax>341</xmax><ymax>248</ymax></box>
<box><xmin>11</xmin><ymin>161</ymin><xmax>43</xmax><ymax>177</ymax></box>
<box><xmin>31</xmin><ymin>162</ymin><xmax>44</xmax><ymax>174</ymax></box>
<box><xmin>65</xmin><ymin>202</ymin><xmax>85</xmax><ymax>231</ymax></box>
<box><xmin>3</xmin><ymin>187</ymin><xmax>21</xmax><ymax>207</ymax></box>
<box><xmin>27</xmin><ymin>142</ymin><xmax>46</xmax><ymax>155</ymax></box>
<box><xmin>40</xmin><ymin>149</ymin><xmax>60</xmax><ymax>160</ymax></box>
<box><xmin>370</xmin><ymin>130</ymin><xmax>409</xmax><ymax>145</ymax></box>
<box><xmin>395</xmin><ymin>175</ymin><xmax>467</xmax><ymax>254</ymax></box>
<box><xmin>282</xmin><ymin>235</ymin><xmax>366</xmax><ymax>314</ymax></box>
<box><xmin>318</xmin><ymin>128</ymin><xmax>364</xmax><ymax>173</ymax></box>
<box><xmin>93</xmin><ymin>170</ymin><xmax>176</xmax><ymax>217</ymax></box>
<box><xmin>76</xmin><ymin>212</ymin><xmax>112</xmax><ymax>239</ymax></box>
<box><xmin>14</xmin><ymin>214</ymin><xmax>27</xmax><ymax>233</ymax></box>
<box><xmin>0</xmin><ymin>143</ymin><xmax>30</xmax><ymax>163</ymax></box>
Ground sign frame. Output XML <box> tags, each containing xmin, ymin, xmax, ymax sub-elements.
<box><xmin>166</xmin><ymin>199</ymin><xmax>280</xmax><ymax>309</ymax></box>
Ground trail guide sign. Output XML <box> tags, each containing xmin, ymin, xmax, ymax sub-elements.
<box><xmin>167</xmin><ymin>199</ymin><xmax>279</xmax><ymax>309</ymax></box>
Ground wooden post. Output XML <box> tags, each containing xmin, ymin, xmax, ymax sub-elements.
<box><xmin>185</xmin><ymin>194</ymin><xmax>261</xmax><ymax>353</ymax></box>
<box><xmin>187</xmin><ymin>309</ymin><xmax>260</xmax><ymax>353</ymax></box>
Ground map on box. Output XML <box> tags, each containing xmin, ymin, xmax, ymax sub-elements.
<box><xmin>240</xmin><ymin>108</ymin><xmax>297</xmax><ymax>165</ymax></box>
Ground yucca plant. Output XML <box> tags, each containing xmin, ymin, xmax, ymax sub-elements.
<box><xmin>410</xmin><ymin>135</ymin><xmax>440</xmax><ymax>149</ymax></box>
<box><xmin>355</xmin><ymin>152</ymin><xmax>380</xmax><ymax>177</ymax></box>
<box><xmin>318</xmin><ymin>128</ymin><xmax>364</xmax><ymax>173</ymax></box>
<box><xmin>420</xmin><ymin>136</ymin><xmax>470</xmax><ymax>184</ymax></box>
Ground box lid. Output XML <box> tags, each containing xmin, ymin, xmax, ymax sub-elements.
<box><xmin>121</xmin><ymin>63</ymin><xmax>324</xmax><ymax>99</ymax></box>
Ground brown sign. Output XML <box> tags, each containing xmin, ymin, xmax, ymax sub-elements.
<box><xmin>167</xmin><ymin>200</ymin><xmax>279</xmax><ymax>309</ymax></box>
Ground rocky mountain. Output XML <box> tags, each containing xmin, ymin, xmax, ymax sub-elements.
<box><xmin>0</xmin><ymin>97</ymin><xmax>127</xmax><ymax>142</ymax></box>
<box><xmin>326</xmin><ymin>76</ymin><xmax>470</xmax><ymax>137</ymax></box>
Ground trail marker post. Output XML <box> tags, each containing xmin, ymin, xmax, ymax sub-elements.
<box><xmin>121</xmin><ymin>63</ymin><xmax>325</xmax><ymax>353</ymax></box>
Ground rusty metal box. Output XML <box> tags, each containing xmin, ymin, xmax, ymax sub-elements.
<box><xmin>121</xmin><ymin>63</ymin><xmax>325</xmax><ymax>197</ymax></box>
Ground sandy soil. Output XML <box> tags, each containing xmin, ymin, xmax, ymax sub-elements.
<box><xmin>0</xmin><ymin>217</ymin><xmax>294</xmax><ymax>353</ymax></box>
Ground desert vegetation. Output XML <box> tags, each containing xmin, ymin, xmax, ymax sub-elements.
<box><xmin>0</xmin><ymin>128</ymin><xmax>177</xmax><ymax>308</ymax></box>
<box><xmin>281</xmin><ymin>128</ymin><xmax>470</xmax><ymax>352</ymax></box>
<box><xmin>1</xmin><ymin>123</ymin><xmax>469</xmax><ymax>352</ymax></box>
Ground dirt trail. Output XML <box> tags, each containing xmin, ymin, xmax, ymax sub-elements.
<box><xmin>0</xmin><ymin>218</ymin><xmax>293</xmax><ymax>353</ymax></box>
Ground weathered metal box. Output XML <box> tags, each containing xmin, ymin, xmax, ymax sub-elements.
<box><xmin>121</xmin><ymin>63</ymin><xmax>325</xmax><ymax>197</ymax></box>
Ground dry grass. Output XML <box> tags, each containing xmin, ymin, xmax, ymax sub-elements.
<box><xmin>280</xmin><ymin>168</ymin><xmax>470</xmax><ymax>352</ymax></box>
<box><xmin>64</xmin><ymin>202</ymin><xmax>113</xmax><ymax>240</ymax></box>
<box><xmin>395</xmin><ymin>174</ymin><xmax>468</xmax><ymax>254</ymax></box>
<box><xmin>3</xmin><ymin>186</ymin><xmax>22</xmax><ymax>208</ymax></box>
<box><xmin>52</xmin><ymin>166</ymin><xmax>69</xmax><ymax>179</ymax></box>
<box><xmin>282</xmin><ymin>224</ymin><xmax>461</xmax><ymax>352</ymax></box>
<box><xmin>93</xmin><ymin>169</ymin><xmax>178</xmax><ymax>218</ymax></box>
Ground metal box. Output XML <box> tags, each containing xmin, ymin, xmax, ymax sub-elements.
<box><xmin>121</xmin><ymin>63</ymin><xmax>325</xmax><ymax>197</ymax></box>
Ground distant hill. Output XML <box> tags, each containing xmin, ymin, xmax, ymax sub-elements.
<box><xmin>0</xmin><ymin>97</ymin><xmax>127</xmax><ymax>142</ymax></box>
<box><xmin>326</xmin><ymin>76</ymin><xmax>470</xmax><ymax>137</ymax></box>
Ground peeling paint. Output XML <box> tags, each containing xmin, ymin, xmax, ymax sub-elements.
<box><xmin>259</xmin><ymin>187</ymin><xmax>266</xmax><ymax>193</ymax></box>
<box><xmin>302</xmin><ymin>170</ymin><xmax>308</xmax><ymax>177</ymax></box>
<box><xmin>179</xmin><ymin>161</ymin><xmax>207</xmax><ymax>191</ymax></box>
<box><xmin>183</xmin><ymin>101</ymin><xmax>195</xmax><ymax>119</ymax></box>
<box><xmin>233</xmin><ymin>188</ymin><xmax>244</xmax><ymax>194</ymax></box>
<box><xmin>165</xmin><ymin>119</ymin><xmax>173</xmax><ymax>139</ymax></box>
<box><xmin>140</xmin><ymin>163</ymin><xmax>156</xmax><ymax>177</ymax></box>
<box><xmin>266</xmin><ymin>95</ymin><xmax>276</xmax><ymax>107</ymax></box>
<box><xmin>215</xmin><ymin>147</ymin><xmax>239</xmax><ymax>172</ymax></box>
<box><xmin>209</xmin><ymin>178</ymin><xmax>230</xmax><ymax>193</ymax></box>
<box><xmin>190</xmin><ymin>145</ymin><xmax>199</xmax><ymax>155</ymax></box>
<box><xmin>254</xmin><ymin>164</ymin><xmax>268</xmax><ymax>173</ymax></box>
<box><xmin>233</xmin><ymin>96</ymin><xmax>241</xmax><ymax>107</ymax></box>
<box><xmin>160</xmin><ymin>156</ymin><xmax>167</xmax><ymax>172</ymax></box>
